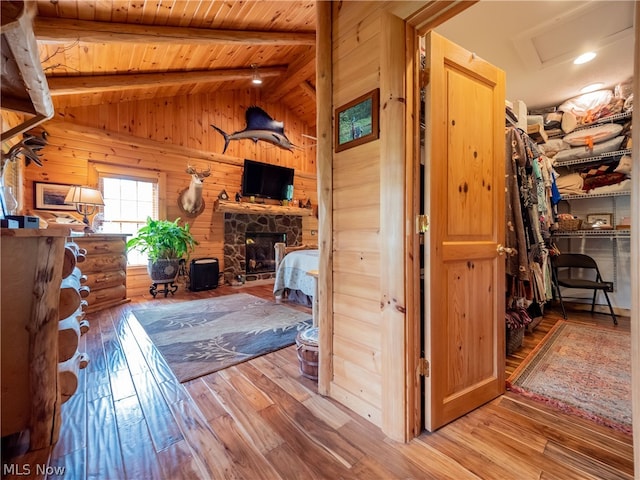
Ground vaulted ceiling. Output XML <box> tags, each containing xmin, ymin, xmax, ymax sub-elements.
<box><xmin>32</xmin><ymin>0</ymin><xmax>318</xmax><ymax>128</ymax></box>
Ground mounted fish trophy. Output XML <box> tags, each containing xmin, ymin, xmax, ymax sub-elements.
<box><xmin>210</xmin><ymin>106</ymin><xmax>295</xmax><ymax>153</ymax></box>
<box><xmin>177</xmin><ymin>165</ymin><xmax>211</xmax><ymax>217</ymax></box>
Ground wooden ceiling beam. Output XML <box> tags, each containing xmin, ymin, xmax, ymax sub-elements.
<box><xmin>47</xmin><ymin>66</ymin><xmax>288</xmax><ymax>96</ymax></box>
<box><xmin>264</xmin><ymin>52</ymin><xmax>316</xmax><ymax>103</ymax></box>
<box><xmin>1</xmin><ymin>1</ymin><xmax>54</xmax><ymax>141</ymax></box>
<box><xmin>298</xmin><ymin>81</ymin><xmax>316</xmax><ymax>103</ymax></box>
<box><xmin>33</xmin><ymin>17</ymin><xmax>316</xmax><ymax>46</ymax></box>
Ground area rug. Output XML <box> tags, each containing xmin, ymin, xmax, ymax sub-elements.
<box><xmin>131</xmin><ymin>293</ymin><xmax>312</xmax><ymax>382</ymax></box>
<box><xmin>507</xmin><ymin>320</ymin><xmax>631</xmax><ymax>434</ymax></box>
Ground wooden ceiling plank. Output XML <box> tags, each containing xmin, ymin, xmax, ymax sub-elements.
<box><xmin>93</xmin><ymin>0</ymin><xmax>114</xmax><ymax>22</ymax></box>
<box><xmin>152</xmin><ymin>0</ymin><xmax>178</xmax><ymax>26</ymax></box>
<box><xmin>47</xmin><ymin>66</ymin><xmax>289</xmax><ymax>96</ymax></box>
<box><xmin>34</xmin><ymin>17</ymin><xmax>316</xmax><ymax>45</ymax></box>
<box><xmin>76</xmin><ymin>0</ymin><xmax>97</xmax><ymax>21</ymax></box>
<box><xmin>176</xmin><ymin>0</ymin><xmax>203</xmax><ymax>28</ymax></box>
<box><xmin>124</xmin><ymin>0</ymin><xmax>146</xmax><ymax>24</ymax></box>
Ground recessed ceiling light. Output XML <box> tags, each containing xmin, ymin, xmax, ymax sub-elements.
<box><xmin>574</xmin><ymin>52</ymin><xmax>596</xmax><ymax>65</ymax></box>
<box><xmin>580</xmin><ymin>82</ymin><xmax>605</xmax><ymax>94</ymax></box>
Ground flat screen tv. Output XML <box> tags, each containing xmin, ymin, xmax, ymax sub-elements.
<box><xmin>241</xmin><ymin>159</ymin><xmax>294</xmax><ymax>200</ymax></box>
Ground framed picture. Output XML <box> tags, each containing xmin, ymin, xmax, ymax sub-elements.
<box><xmin>34</xmin><ymin>182</ymin><xmax>75</xmax><ymax>211</ymax></box>
<box><xmin>335</xmin><ymin>88</ymin><xmax>380</xmax><ymax>152</ymax></box>
<box><xmin>586</xmin><ymin>212</ymin><xmax>613</xmax><ymax>229</ymax></box>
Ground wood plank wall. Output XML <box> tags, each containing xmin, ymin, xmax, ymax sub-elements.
<box><xmin>16</xmin><ymin>90</ymin><xmax>317</xmax><ymax>297</ymax></box>
<box><xmin>330</xmin><ymin>2</ymin><xmax>386</xmax><ymax>427</ymax></box>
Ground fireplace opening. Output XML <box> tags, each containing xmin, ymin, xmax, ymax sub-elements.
<box><xmin>245</xmin><ymin>232</ymin><xmax>286</xmax><ymax>274</ymax></box>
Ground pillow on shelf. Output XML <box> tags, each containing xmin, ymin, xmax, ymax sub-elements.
<box><xmin>557</xmin><ymin>89</ymin><xmax>613</xmax><ymax>124</ymax></box>
<box><xmin>562</xmin><ymin>123</ymin><xmax>623</xmax><ymax>147</ymax></box>
<box><xmin>561</xmin><ymin>111</ymin><xmax>578</xmax><ymax>134</ymax></box>
<box><xmin>538</xmin><ymin>138</ymin><xmax>569</xmax><ymax>157</ymax></box>
<box><xmin>554</xmin><ymin>136</ymin><xmax>625</xmax><ymax>162</ymax></box>
<box><xmin>614</xmin><ymin>155</ymin><xmax>632</xmax><ymax>175</ymax></box>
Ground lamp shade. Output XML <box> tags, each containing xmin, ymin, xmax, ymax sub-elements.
<box><xmin>64</xmin><ymin>186</ymin><xmax>105</xmax><ymax>206</ymax></box>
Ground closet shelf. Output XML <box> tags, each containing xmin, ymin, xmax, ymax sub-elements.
<box><xmin>554</xmin><ymin>149</ymin><xmax>631</xmax><ymax>168</ymax></box>
<box><xmin>572</xmin><ymin>111</ymin><xmax>632</xmax><ymax>133</ymax></box>
<box><xmin>552</xmin><ymin>229</ymin><xmax>630</xmax><ymax>239</ymax></box>
<box><xmin>560</xmin><ymin>190</ymin><xmax>630</xmax><ymax>201</ymax></box>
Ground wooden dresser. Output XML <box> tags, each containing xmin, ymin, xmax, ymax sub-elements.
<box><xmin>0</xmin><ymin>229</ymin><xmax>105</xmax><ymax>450</ymax></box>
<box><xmin>71</xmin><ymin>234</ymin><xmax>130</xmax><ymax>313</ymax></box>
<box><xmin>1</xmin><ymin>228</ymin><xmax>73</xmax><ymax>449</ymax></box>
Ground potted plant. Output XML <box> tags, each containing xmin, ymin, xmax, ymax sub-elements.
<box><xmin>126</xmin><ymin>217</ymin><xmax>197</xmax><ymax>285</ymax></box>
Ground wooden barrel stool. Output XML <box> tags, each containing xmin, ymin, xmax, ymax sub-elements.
<box><xmin>295</xmin><ymin>327</ymin><xmax>318</xmax><ymax>381</ymax></box>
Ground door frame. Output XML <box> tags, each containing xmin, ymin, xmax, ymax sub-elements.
<box><xmin>403</xmin><ymin>1</ymin><xmax>485</xmax><ymax>439</ymax></box>
<box><xmin>403</xmin><ymin>6</ymin><xmax>639</xmax><ymax>474</ymax></box>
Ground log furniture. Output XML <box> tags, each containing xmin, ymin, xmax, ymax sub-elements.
<box><xmin>71</xmin><ymin>234</ymin><xmax>129</xmax><ymax>313</ymax></box>
<box><xmin>0</xmin><ymin>228</ymin><xmax>90</xmax><ymax>450</ymax></box>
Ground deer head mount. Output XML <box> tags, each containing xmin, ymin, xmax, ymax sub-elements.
<box><xmin>177</xmin><ymin>164</ymin><xmax>211</xmax><ymax>217</ymax></box>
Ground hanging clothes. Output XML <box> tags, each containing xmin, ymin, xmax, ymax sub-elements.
<box><xmin>505</xmin><ymin>126</ymin><xmax>529</xmax><ymax>281</ymax></box>
<box><xmin>504</xmin><ymin>126</ymin><xmax>554</xmax><ymax>307</ymax></box>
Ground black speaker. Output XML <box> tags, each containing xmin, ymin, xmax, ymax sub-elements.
<box><xmin>189</xmin><ymin>258</ymin><xmax>219</xmax><ymax>291</ymax></box>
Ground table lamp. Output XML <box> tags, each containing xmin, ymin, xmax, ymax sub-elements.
<box><xmin>64</xmin><ymin>186</ymin><xmax>105</xmax><ymax>229</ymax></box>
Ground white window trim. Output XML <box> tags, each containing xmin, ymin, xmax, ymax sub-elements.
<box><xmin>88</xmin><ymin>162</ymin><xmax>167</xmax><ymax>219</ymax></box>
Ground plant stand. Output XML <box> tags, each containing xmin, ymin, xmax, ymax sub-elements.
<box><xmin>150</xmin><ymin>282</ymin><xmax>178</xmax><ymax>298</ymax></box>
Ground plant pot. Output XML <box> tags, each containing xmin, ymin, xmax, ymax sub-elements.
<box><xmin>147</xmin><ymin>258</ymin><xmax>180</xmax><ymax>284</ymax></box>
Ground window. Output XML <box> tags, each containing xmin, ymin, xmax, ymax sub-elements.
<box><xmin>91</xmin><ymin>163</ymin><xmax>166</xmax><ymax>266</ymax></box>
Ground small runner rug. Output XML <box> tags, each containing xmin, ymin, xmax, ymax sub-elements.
<box><xmin>507</xmin><ymin>320</ymin><xmax>631</xmax><ymax>434</ymax></box>
<box><xmin>131</xmin><ymin>293</ymin><xmax>312</xmax><ymax>383</ymax></box>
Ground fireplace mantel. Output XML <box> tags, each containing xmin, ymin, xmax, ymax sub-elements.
<box><xmin>214</xmin><ymin>199</ymin><xmax>313</xmax><ymax>216</ymax></box>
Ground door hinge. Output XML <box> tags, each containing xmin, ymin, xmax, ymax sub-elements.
<box><xmin>418</xmin><ymin>358</ymin><xmax>430</xmax><ymax>377</ymax></box>
<box><xmin>420</xmin><ymin>68</ymin><xmax>430</xmax><ymax>88</ymax></box>
<box><xmin>416</xmin><ymin>214</ymin><xmax>429</xmax><ymax>234</ymax></box>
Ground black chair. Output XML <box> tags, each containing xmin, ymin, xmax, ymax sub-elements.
<box><xmin>551</xmin><ymin>253</ymin><xmax>617</xmax><ymax>325</ymax></box>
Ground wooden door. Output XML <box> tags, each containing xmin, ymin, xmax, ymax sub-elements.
<box><xmin>422</xmin><ymin>31</ymin><xmax>506</xmax><ymax>431</ymax></box>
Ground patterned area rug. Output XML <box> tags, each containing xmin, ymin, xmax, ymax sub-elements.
<box><xmin>507</xmin><ymin>320</ymin><xmax>631</xmax><ymax>434</ymax></box>
<box><xmin>131</xmin><ymin>293</ymin><xmax>312</xmax><ymax>382</ymax></box>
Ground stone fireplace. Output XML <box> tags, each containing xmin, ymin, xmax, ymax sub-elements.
<box><xmin>223</xmin><ymin>213</ymin><xmax>302</xmax><ymax>283</ymax></box>
<box><xmin>245</xmin><ymin>232</ymin><xmax>286</xmax><ymax>274</ymax></box>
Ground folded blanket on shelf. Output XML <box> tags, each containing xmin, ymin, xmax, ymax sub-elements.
<box><xmin>582</xmin><ymin>172</ymin><xmax>627</xmax><ymax>192</ymax></box>
<box><xmin>554</xmin><ymin>172</ymin><xmax>583</xmax><ymax>195</ymax></box>
<box><xmin>587</xmin><ymin>178</ymin><xmax>631</xmax><ymax>195</ymax></box>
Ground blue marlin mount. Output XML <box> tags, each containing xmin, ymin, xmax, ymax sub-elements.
<box><xmin>211</xmin><ymin>106</ymin><xmax>294</xmax><ymax>154</ymax></box>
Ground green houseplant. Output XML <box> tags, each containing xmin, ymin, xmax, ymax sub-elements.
<box><xmin>126</xmin><ymin>217</ymin><xmax>197</xmax><ymax>286</ymax></box>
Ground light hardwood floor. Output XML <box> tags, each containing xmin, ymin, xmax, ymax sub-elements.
<box><xmin>2</xmin><ymin>282</ymin><xmax>633</xmax><ymax>479</ymax></box>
